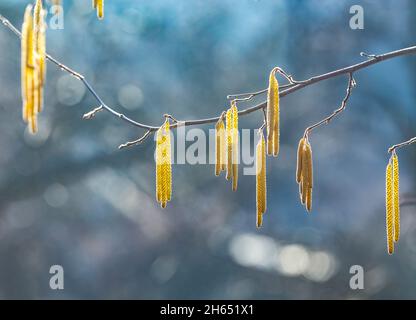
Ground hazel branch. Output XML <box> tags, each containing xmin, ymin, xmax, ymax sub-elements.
<box><xmin>388</xmin><ymin>137</ymin><xmax>416</xmax><ymax>154</ymax></box>
<box><xmin>1</xmin><ymin>14</ymin><xmax>416</xmax><ymax>149</ymax></box>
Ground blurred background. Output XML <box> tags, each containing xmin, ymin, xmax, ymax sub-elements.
<box><xmin>0</xmin><ymin>0</ymin><xmax>415</xmax><ymax>299</ymax></box>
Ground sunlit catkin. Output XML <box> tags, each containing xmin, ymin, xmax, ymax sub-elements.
<box><xmin>266</xmin><ymin>68</ymin><xmax>280</xmax><ymax>157</ymax></box>
<box><xmin>385</xmin><ymin>160</ymin><xmax>394</xmax><ymax>254</ymax></box>
<box><xmin>256</xmin><ymin>131</ymin><xmax>267</xmax><ymax>228</ymax></box>
<box><xmin>155</xmin><ymin>120</ymin><xmax>172</xmax><ymax>208</ymax></box>
<box><xmin>225</xmin><ymin>108</ymin><xmax>233</xmax><ymax>180</ymax></box>
<box><xmin>215</xmin><ymin>118</ymin><xmax>225</xmax><ymax>176</ymax></box>
<box><xmin>392</xmin><ymin>153</ymin><xmax>400</xmax><ymax>242</ymax></box>
<box><xmin>21</xmin><ymin>5</ymin><xmax>37</xmax><ymax>133</ymax></box>
<box><xmin>297</xmin><ymin>137</ymin><xmax>313</xmax><ymax>212</ymax></box>
<box><xmin>96</xmin><ymin>0</ymin><xmax>104</xmax><ymax>20</ymax></box>
<box><xmin>296</xmin><ymin>138</ymin><xmax>305</xmax><ymax>184</ymax></box>
<box><xmin>34</xmin><ymin>0</ymin><xmax>46</xmax><ymax>113</ymax></box>
<box><xmin>231</xmin><ymin>103</ymin><xmax>239</xmax><ymax>191</ymax></box>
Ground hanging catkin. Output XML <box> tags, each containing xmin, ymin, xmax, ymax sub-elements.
<box><xmin>231</xmin><ymin>102</ymin><xmax>239</xmax><ymax>191</ymax></box>
<box><xmin>256</xmin><ymin>131</ymin><xmax>267</xmax><ymax>228</ymax></box>
<box><xmin>266</xmin><ymin>68</ymin><xmax>280</xmax><ymax>157</ymax></box>
<box><xmin>392</xmin><ymin>152</ymin><xmax>400</xmax><ymax>243</ymax></box>
<box><xmin>296</xmin><ymin>138</ymin><xmax>305</xmax><ymax>184</ymax></box>
<box><xmin>297</xmin><ymin>137</ymin><xmax>313</xmax><ymax>212</ymax></box>
<box><xmin>21</xmin><ymin>5</ymin><xmax>37</xmax><ymax>133</ymax></box>
<box><xmin>385</xmin><ymin>159</ymin><xmax>394</xmax><ymax>254</ymax></box>
<box><xmin>155</xmin><ymin>120</ymin><xmax>172</xmax><ymax>208</ymax></box>
<box><xmin>96</xmin><ymin>0</ymin><xmax>104</xmax><ymax>20</ymax></box>
<box><xmin>34</xmin><ymin>0</ymin><xmax>46</xmax><ymax>114</ymax></box>
<box><xmin>215</xmin><ymin>117</ymin><xmax>225</xmax><ymax>176</ymax></box>
<box><xmin>225</xmin><ymin>108</ymin><xmax>233</xmax><ymax>181</ymax></box>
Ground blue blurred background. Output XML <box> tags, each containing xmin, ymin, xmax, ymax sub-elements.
<box><xmin>0</xmin><ymin>0</ymin><xmax>415</xmax><ymax>299</ymax></box>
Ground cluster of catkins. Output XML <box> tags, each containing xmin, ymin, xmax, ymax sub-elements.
<box><xmin>215</xmin><ymin>101</ymin><xmax>239</xmax><ymax>191</ymax></box>
<box><xmin>212</xmin><ymin>67</ymin><xmax>286</xmax><ymax>228</ymax></box>
<box><xmin>154</xmin><ymin>67</ymin><xmax>314</xmax><ymax>226</ymax></box>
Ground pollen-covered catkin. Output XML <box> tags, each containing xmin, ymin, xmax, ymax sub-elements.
<box><xmin>266</xmin><ymin>68</ymin><xmax>280</xmax><ymax>157</ymax></box>
<box><xmin>96</xmin><ymin>0</ymin><xmax>104</xmax><ymax>20</ymax></box>
<box><xmin>34</xmin><ymin>0</ymin><xmax>46</xmax><ymax>114</ymax></box>
<box><xmin>21</xmin><ymin>5</ymin><xmax>30</xmax><ymax>122</ymax></box>
<box><xmin>392</xmin><ymin>153</ymin><xmax>400</xmax><ymax>242</ymax></box>
<box><xmin>225</xmin><ymin>108</ymin><xmax>233</xmax><ymax>181</ymax></box>
<box><xmin>21</xmin><ymin>5</ymin><xmax>37</xmax><ymax>133</ymax></box>
<box><xmin>297</xmin><ymin>137</ymin><xmax>313</xmax><ymax>212</ymax></box>
<box><xmin>305</xmin><ymin>142</ymin><xmax>313</xmax><ymax>212</ymax></box>
<box><xmin>231</xmin><ymin>103</ymin><xmax>239</xmax><ymax>191</ymax></box>
<box><xmin>215</xmin><ymin>118</ymin><xmax>225</xmax><ymax>176</ymax></box>
<box><xmin>155</xmin><ymin>120</ymin><xmax>172</xmax><ymax>208</ymax></box>
<box><xmin>256</xmin><ymin>131</ymin><xmax>267</xmax><ymax>228</ymax></box>
<box><xmin>296</xmin><ymin>138</ymin><xmax>305</xmax><ymax>183</ymax></box>
<box><xmin>386</xmin><ymin>160</ymin><xmax>394</xmax><ymax>254</ymax></box>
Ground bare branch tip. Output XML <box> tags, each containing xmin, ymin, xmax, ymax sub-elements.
<box><xmin>82</xmin><ymin>106</ymin><xmax>103</xmax><ymax>120</ymax></box>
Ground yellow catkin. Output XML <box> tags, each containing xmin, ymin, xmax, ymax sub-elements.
<box><xmin>21</xmin><ymin>5</ymin><xmax>31</xmax><ymax>122</ymax></box>
<box><xmin>21</xmin><ymin>5</ymin><xmax>37</xmax><ymax>133</ymax></box>
<box><xmin>97</xmin><ymin>0</ymin><xmax>104</xmax><ymax>20</ymax></box>
<box><xmin>300</xmin><ymin>142</ymin><xmax>309</xmax><ymax>205</ymax></box>
<box><xmin>231</xmin><ymin>103</ymin><xmax>239</xmax><ymax>191</ymax></box>
<box><xmin>305</xmin><ymin>141</ymin><xmax>313</xmax><ymax>212</ymax></box>
<box><xmin>165</xmin><ymin>121</ymin><xmax>172</xmax><ymax>202</ymax></box>
<box><xmin>386</xmin><ymin>161</ymin><xmax>394</xmax><ymax>254</ymax></box>
<box><xmin>298</xmin><ymin>138</ymin><xmax>312</xmax><ymax>212</ymax></box>
<box><xmin>155</xmin><ymin>120</ymin><xmax>172</xmax><ymax>209</ymax></box>
<box><xmin>266</xmin><ymin>68</ymin><xmax>279</xmax><ymax>157</ymax></box>
<box><xmin>296</xmin><ymin>138</ymin><xmax>305</xmax><ymax>183</ymax></box>
<box><xmin>34</xmin><ymin>1</ymin><xmax>46</xmax><ymax>114</ymax></box>
<box><xmin>155</xmin><ymin>129</ymin><xmax>161</xmax><ymax>203</ymax></box>
<box><xmin>220</xmin><ymin>117</ymin><xmax>226</xmax><ymax>172</ymax></box>
<box><xmin>392</xmin><ymin>153</ymin><xmax>400</xmax><ymax>242</ymax></box>
<box><xmin>256</xmin><ymin>131</ymin><xmax>267</xmax><ymax>228</ymax></box>
<box><xmin>215</xmin><ymin>118</ymin><xmax>225</xmax><ymax>176</ymax></box>
<box><xmin>225</xmin><ymin>108</ymin><xmax>233</xmax><ymax>180</ymax></box>
<box><xmin>93</xmin><ymin>0</ymin><xmax>98</xmax><ymax>9</ymax></box>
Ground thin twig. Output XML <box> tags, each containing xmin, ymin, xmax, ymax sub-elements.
<box><xmin>388</xmin><ymin>137</ymin><xmax>416</xmax><ymax>153</ymax></box>
<box><xmin>118</xmin><ymin>130</ymin><xmax>152</xmax><ymax>150</ymax></box>
<box><xmin>83</xmin><ymin>106</ymin><xmax>103</xmax><ymax>120</ymax></box>
<box><xmin>304</xmin><ymin>73</ymin><xmax>356</xmax><ymax>137</ymax></box>
<box><xmin>1</xmin><ymin>14</ymin><xmax>416</xmax><ymax>143</ymax></box>
<box><xmin>0</xmin><ymin>14</ymin><xmax>159</xmax><ymax>132</ymax></box>
<box><xmin>163</xmin><ymin>114</ymin><xmax>179</xmax><ymax>123</ymax></box>
<box><xmin>226</xmin><ymin>66</ymin><xmax>300</xmax><ymax>102</ymax></box>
